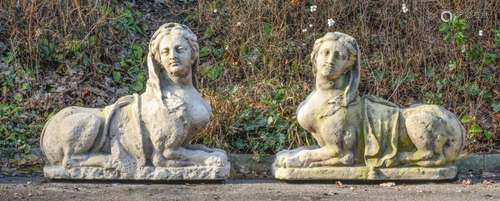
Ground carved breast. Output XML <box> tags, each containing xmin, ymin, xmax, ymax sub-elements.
<box><xmin>297</xmin><ymin>91</ymin><xmax>318</xmax><ymax>133</ymax></box>
<box><xmin>185</xmin><ymin>95</ymin><xmax>211</xmax><ymax>130</ymax></box>
<box><xmin>297</xmin><ymin>90</ymin><xmax>345</xmax><ymax>133</ymax></box>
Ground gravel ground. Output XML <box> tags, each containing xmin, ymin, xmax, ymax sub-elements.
<box><xmin>0</xmin><ymin>176</ymin><xmax>499</xmax><ymax>201</ymax></box>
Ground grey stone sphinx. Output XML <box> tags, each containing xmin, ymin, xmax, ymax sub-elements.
<box><xmin>40</xmin><ymin>23</ymin><xmax>229</xmax><ymax>180</ymax></box>
<box><xmin>273</xmin><ymin>32</ymin><xmax>466</xmax><ymax>180</ymax></box>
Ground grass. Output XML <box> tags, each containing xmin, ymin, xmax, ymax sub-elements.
<box><xmin>0</xmin><ymin>0</ymin><xmax>498</xmax><ymax>170</ymax></box>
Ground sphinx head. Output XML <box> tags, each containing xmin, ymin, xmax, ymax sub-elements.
<box><xmin>310</xmin><ymin>32</ymin><xmax>361</xmax><ymax>105</ymax></box>
<box><xmin>148</xmin><ymin>23</ymin><xmax>199</xmax><ymax>86</ymax></box>
<box><xmin>311</xmin><ymin>32</ymin><xmax>358</xmax><ymax>81</ymax></box>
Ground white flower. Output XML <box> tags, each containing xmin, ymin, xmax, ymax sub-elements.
<box><xmin>478</xmin><ymin>30</ymin><xmax>484</xmax><ymax>37</ymax></box>
<box><xmin>213</xmin><ymin>9</ymin><xmax>218</xmax><ymax>13</ymax></box>
<box><xmin>302</xmin><ymin>28</ymin><xmax>308</xmax><ymax>33</ymax></box>
<box><xmin>327</xmin><ymin>19</ymin><xmax>335</xmax><ymax>27</ymax></box>
<box><xmin>402</xmin><ymin>3</ymin><xmax>408</xmax><ymax>13</ymax></box>
<box><xmin>310</xmin><ymin>5</ymin><xmax>317</xmax><ymax>12</ymax></box>
<box><xmin>309</xmin><ymin>24</ymin><xmax>313</xmax><ymax>28</ymax></box>
<box><xmin>236</xmin><ymin>22</ymin><xmax>242</xmax><ymax>26</ymax></box>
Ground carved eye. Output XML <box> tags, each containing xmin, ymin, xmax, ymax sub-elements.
<box><xmin>323</xmin><ymin>50</ymin><xmax>330</xmax><ymax>56</ymax></box>
<box><xmin>334</xmin><ymin>51</ymin><xmax>340</xmax><ymax>59</ymax></box>
<box><xmin>161</xmin><ymin>48</ymin><xmax>169</xmax><ymax>55</ymax></box>
<box><xmin>176</xmin><ymin>46</ymin><xmax>186</xmax><ymax>53</ymax></box>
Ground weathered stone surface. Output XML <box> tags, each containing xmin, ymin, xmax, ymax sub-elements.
<box><xmin>40</xmin><ymin>23</ymin><xmax>229</xmax><ymax>180</ymax></box>
<box><xmin>273</xmin><ymin>32</ymin><xmax>465</xmax><ymax>180</ymax></box>
<box><xmin>44</xmin><ymin>164</ymin><xmax>230</xmax><ymax>180</ymax></box>
<box><xmin>273</xmin><ymin>165</ymin><xmax>457</xmax><ymax>181</ymax></box>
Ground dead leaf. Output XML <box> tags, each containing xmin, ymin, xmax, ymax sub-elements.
<box><xmin>481</xmin><ymin>179</ymin><xmax>496</xmax><ymax>185</ymax></box>
<box><xmin>380</xmin><ymin>182</ymin><xmax>396</xmax><ymax>187</ymax></box>
<box><xmin>462</xmin><ymin>179</ymin><xmax>473</xmax><ymax>186</ymax></box>
<box><xmin>336</xmin><ymin>181</ymin><xmax>345</xmax><ymax>188</ymax></box>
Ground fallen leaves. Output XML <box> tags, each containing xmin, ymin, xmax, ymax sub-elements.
<box><xmin>379</xmin><ymin>182</ymin><xmax>396</xmax><ymax>187</ymax></box>
<box><xmin>462</xmin><ymin>179</ymin><xmax>473</xmax><ymax>186</ymax></box>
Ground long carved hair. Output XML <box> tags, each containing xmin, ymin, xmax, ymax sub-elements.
<box><xmin>310</xmin><ymin>32</ymin><xmax>361</xmax><ymax>106</ymax></box>
<box><xmin>143</xmin><ymin>23</ymin><xmax>199</xmax><ymax>105</ymax></box>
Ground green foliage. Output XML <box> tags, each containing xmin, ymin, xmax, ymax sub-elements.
<box><xmin>491</xmin><ymin>101</ymin><xmax>500</xmax><ymax>113</ymax></box>
<box><xmin>1</xmin><ymin>72</ymin><xmax>16</xmax><ymax>96</ymax></box>
<box><xmin>202</xmin><ymin>63</ymin><xmax>225</xmax><ymax>80</ymax></box>
<box><xmin>64</xmin><ymin>40</ymin><xmax>82</xmax><ymax>53</ymax></box>
<box><xmin>483</xmin><ymin>53</ymin><xmax>497</xmax><ymax>65</ymax></box>
<box><xmin>440</xmin><ymin>17</ymin><xmax>497</xmax><ymax>69</ymax></box>
<box><xmin>373</xmin><ymin>69</ymin><xmax>385</xmax><ymax>82</ymax></box>
<box><xmin>424</xmin><ymin>91</ymin><xmax>443</xmax><ymax>105</ymax></box>
<box><xmin>130</xmin><ymin>72</ymin><xmax>145</xmax><ymax>92</ymax></box>
<box><xmin>262</xmin><ymin>22</ymin><xmax>272</xmax><ymax>37</ymax></box>
<box><xmin>229</xmin><ymin>87</ymin><xmax>289</xmax><ymax>154</ymax></box>
<box><xmin>2</xmin><ymin>51</ymin><xmax>14</xmax><ymax>64</ymax></box>
<box><xmin>114</xmin><ymin>42</ymin><xmax>146</xmax><ymax>93</ymax></box>
<box><xmin>204</xmin><ymin>26</ymin><xmax>215</xmax><ymax>38</ymax></box>
<box><xmin>38</xmin><ymin>37</ymin><xmax>57</xmax><ymax>63</ymax></box>
<box><xmin>112</xmin><ymin>71</ymin><xmax>121</xmax><ymax>81</ymax></box>
<box><xmin>495</xmin><ymin>29</ymin><xmax>500</xmax><ymax>46</ymax></box>
<box><xmin>0</xmin><ymin>104</ymin><xmax>33</xmax><ymax>155</ymax></box>
<box><xmin>113</xmin><ymin>3</ymin><xmax>143</xmax><ymax>34</ymax></box>
<box><xmin>439</xmin><ymin>16</ymin><xmax>468</xmax><ymax>47</ymax></box>
<box><xmin>466</xmin><ymin>82</ymin><xmax>480</xmax><ymax>97</ymax></box>
<box><xmin>466</xmin><ymin>44</ymin><xmax>484</xmax><ymax>61</ymax></box>
<box><xmin>423</xmin><ymin>66</ymin><xmax>434</xmax><ymax>78</ymax></box>
<box><xmin>199</xmin><ymin>47</ymin><xmax>211</xmax><ymax>58</ymax></box>
<box><xmin>461</xmin><ymin>114</ymin><xmax>492</xmax><ymax>141</ymax></box>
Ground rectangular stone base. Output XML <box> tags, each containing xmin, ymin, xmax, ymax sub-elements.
<box><xmin>44</xmin><ymin>164</ymin><xmax>230</xmax><ymax>180</ymax></box>
<box><xmin>272</xmin><ymin>165</ymin><xmax>457</xmax><ymax>181</ymax></box>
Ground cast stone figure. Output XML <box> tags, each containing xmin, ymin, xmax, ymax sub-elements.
<box><xmin>41</xmin><ymin>23</ymin><xmax>229</xmax><ymax>180</ymax></box>
<box><xmin>273</xmin><ymin>32</ymin><xmax>465</xmax><ymax>180</ymax></box>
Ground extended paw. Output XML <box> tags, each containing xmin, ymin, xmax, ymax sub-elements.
<box><xmin>62</xmin><ymin>158</ymin><xmax>74</xmax><ymax>169</ymax></box>
<box><xmin>281</xmin><ymin>153</ymin><xmax>308</xmax><ymax>168</ymax></box>
<box><xmin>204</xmin><ymin>155</ymin><xmax>224</xmax><ymax>167</ymax></box>
<box><xmin>307</xmin><ymin>158</ymin><xmax>340</xmax><ymax>167</ymax></box>
<box><xmin>152</xmin><ymin>154</ymin><xmax>167</xmax><ymax>167</ymax></box>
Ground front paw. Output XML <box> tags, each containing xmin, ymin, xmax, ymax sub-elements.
<box><xmin>282</xmin><ymin>154</ymin><xmax>308</xmax><ymax>168</ymax></box>
<box><xmin>62</xmin><ymin>158</ymin><xmax>74</xmax><ymax>169</ymax></box>
<box><xmin>204</xmin><ymin>152</ymin><xmax>227</xmax><ymax>167</ymax></box>
<box><xmin>152</xmin><ymin>154</ymin><xmax>167</xmax><ymax>167</ymax></box>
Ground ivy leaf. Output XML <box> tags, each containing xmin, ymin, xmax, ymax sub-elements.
<box><xmin>130</xmin><ymin>72</ymin><xmax>145</xmax><ymax>92</ymax></box>
<box><xmin>491</xmin><ymin>101</ymin><xmax>500</xmax><ymax>113</ymax></box>
<box><xmin>495</xmin><ymin>29</ymin><xmax>500</xmax><ymax>47</ymax></box>
<box><xmin>131</xmin><ymin>43</ymin><xmax>144</xmax><ymax>62</ymax></box>
<box><xmin>460</xmin><ymin>115</ymin><xmax>475</xmax><ymax>124</ymax></box>
<box><xmin>202</xmin><ymin>63</ymin><xmax>224</xmax><ymax>80</ymax></box>
<box><xmin>199</xmin><ymin>47</ymin><xmax>210</xmax><ymax>58</ymax></box>
<box><xmin>112</xmin><ymin>71</ymin><xmax>121</xmax><ymax>82</ymax></box>
<box><xmin>466</xmin><ymin>83</ymin><xmax>480</xmax><ymax>96</ymax></box>
<box><xmin>483</xmin><ymin>53</ymin><xmax>497</xmax><ymax>65</ymax></box>
<box><xmin>483</xmin><ymin>130</ymin><xmax>493</xmax><ymax>141</ymax></box>
<box><xmin>455</xmin><ymin>32</ymin><xmax>465</xmax><ymax>47</ymax></box>
<box><xmin>263</xmin><ymin>22</ymin><xmax>272</xmax><ymax>36</ymax></box>
<box><xmin>468</xmin><ymin>123</ymin><xmax>483</xmax><ymax>137</ymax></box>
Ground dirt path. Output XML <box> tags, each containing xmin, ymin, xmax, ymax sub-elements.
<box><xmin>0</xmin><ymin>176</ymin><xmax>499</xmax><ymax>201</ymax></box>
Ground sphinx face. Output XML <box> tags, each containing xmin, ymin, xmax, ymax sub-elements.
<box><xmin>158</xmin><ymin>32</ymin><xmax>193</xmax><ymax>79</ymax></box>
<box><xmin>315</xmin><ymin>40</ymin><xmax>354</xmax><ymax>81</ymax></box>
